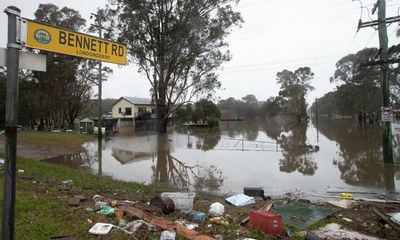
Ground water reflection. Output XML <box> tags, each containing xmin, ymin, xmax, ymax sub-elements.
<box><xmin>44</xmin><ymin>118</ymin><xmax>400</xmax><ymax>194</ymax></box>
<box><xmin>153</xmin><ymin>135</ymin><xmax>224</xmax><ymax>191</ymax></box>
<box><xmin>262</xmin><ymin>117</ymin><xmax>318</xmax><ymax>176</ymax></box>
<box><xmin>315</xmin><ymin>119</ymin><xmax>400</xmax><ymax>191</ymax></box>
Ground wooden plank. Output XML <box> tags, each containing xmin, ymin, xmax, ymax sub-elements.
<box><xmin>121</xmin><ymin>205</ymin><xmax>215</xmax><ymax>240</ymax></box>
<box><xmin>373</xmin><ymin>208</ymin><xmax>400</xmax><ymax>233</ymax></box>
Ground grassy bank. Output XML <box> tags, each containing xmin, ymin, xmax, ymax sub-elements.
<box><xmin>0</xmin><ymin>156</ymin><xmax>171</xmax><ymax>240</ymax></box>
<box><xmin>16</xmin><ymin>131</ymin><xmax>94</xmax><ymax>146</ymax></box>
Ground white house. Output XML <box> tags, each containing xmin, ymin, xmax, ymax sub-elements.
<box><xmin>112</xmin><ymin>97</ymin><xmax>155</xmax><ymax>131</ymax></box>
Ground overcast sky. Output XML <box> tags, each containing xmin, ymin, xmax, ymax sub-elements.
<box><xmin>1</xmin><ymin>0</ymin><xmax>400</xmax><ymax>104</ymax></box>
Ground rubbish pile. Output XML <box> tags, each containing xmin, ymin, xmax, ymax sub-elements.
<box><xmin>67</xmin><ymin>187</ymin><xmax>400</xmax><ymax>239</ymax></box>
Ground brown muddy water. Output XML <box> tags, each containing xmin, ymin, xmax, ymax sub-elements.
<box><xmin>45</xmin><ymin>117</ymin><xmax>400</xmax><ymax>195</ymax></box>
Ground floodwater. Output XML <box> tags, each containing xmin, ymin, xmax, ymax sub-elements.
<box><xmin>45</xmin><ymin>117</ymin><xmax>400</xmax><ymax>195</ymax></box>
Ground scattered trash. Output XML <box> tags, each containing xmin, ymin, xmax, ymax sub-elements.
<box><xmin>97</xmin><ymin>205</ymin><xmax>115</xmax><ymax>216</ymax></box>
<box><xmin>0</xmin><ymin>159</ymin><xmax>4</xmax><ymax>165</ymax></box>
<box><xmin>17</xmin><ymin>169</ymin><xmax>24</xmax><ymax>173</ymax></box>
<box><xmin>122</xmin><ymin>200</ymin><xmax>137</xmax><ymax>205</ymax></box>
<box><xmin>85</xmin><ymin>207</ymin><xmax>94</xmax><ymax>212</ymax></box>
<box><xmin>160</xmin><ymin>230</ymin><xmax>176</xmax><ymax>240</ymax></box>
<box><xmin>111</xmin><ymin>200</ymin><xmax>118</xmax><ymax>207</ymax></box>
<box><xmin>150</xmin><ymin>195</ymin><xmax>175</xmax><ymax>214</ymax></box>
<box><xmin>313</xmin><ymin>223</ymin><xmax>380</xmax><ymax>240</ymax></box>
<box><xmin>243</xmin><ymin>187</ymin><xmax>265</xmax><ymax>198</ymax></box>
<box><xmin>373</xmin><ymin>208</ymin><xmax>400</xmax><ymax>232</ymax></box>
<box><xmin>327</xmin><ymin>199</ymin><xmax>354</xmax><ymax>209</ymax></box>
<box><xmin>209</xmin><ymin>202</ymin><xmax>225</xmax><ymax>217</ymax></box>
<box><xmin>160</xmin><ymin>192</ymin><xmax>195</xmax><ymax>210</ymax></box>
<box><xmin>391</xmin><ymin>212</ymin><xmax>400</xmax><ymax>225</ymax></box>
<box><xmin>88</xmin><ymin>223</ymin><xmax>113</xmax><ymax>235</ymax></box>
<box><xmin>225</xmin><ymin>194</ymin><xmax>255</xmax><ymax>207</ymax></box>
<box><xmin>240</xmin><ymin>216</ymin><xmax>249</xmax><ymax>225</ymax></box>
<box><xmin>342</xmin><ymin>217</ymin><xmax>353</xmax><ymax>223</ymax></box>
<box><xmin>175</xmin><ymin>220</ymin><xmax>198</xmax><ymax>230</ymax></box>
<box><xmin>273</xmin><ymin>201</ymin><xmax>337</xmax><ymax>229</ymax></box>
<box><xmin>114</xmin><ymin>208</ymin><xmax>124</xmax><ymax>220</ymax></box>
<box><xmin>118</xmin><ymin>218</ymin><xmax>127</xmax><ymax>227</ymax></box>
<box><xmin>93</xmin><ymin>194</ymin><xmax>102</xmax><ymax>203</ymax></box>
<box><xmin>339</xmin><ymin>192</ymin><xmax>353</xmax><ymax>199</ymax></box>
<box><xmin>61</xmin><ymin>180</ymin><xmax>73</xmax><ymax>185</ymax></box>
<box><xmin>181</xmin><ymin>210</ymin><xmax>206</xmax><ymax>222</ymax></box>
<box><xmin>121</xmin><ymin>205</ymin><xmax>214</xmax><ymax>239</ymax></box>
<box><xmin>209</xmin><ymin>217</ymin><xmax>229</xmax><ymax>226</ymax></box>
<box><xmin>249</xmin><ymin>210</ymin><xmax>284</xmax><ymax>236</ymax></box>
<box><xmin>121</xmin><ymin>220</ymin><xmax>155</xmax><ymax>234</ymax></box>
<box><xmin>87</xmin><ymin>219</ymin><xmax>93</xmax><ymax>224</ymax></box>
<box><xmin>73</xmin><ymin>195</ymin><xmax>86</xmax><ymax>201</ymax></box>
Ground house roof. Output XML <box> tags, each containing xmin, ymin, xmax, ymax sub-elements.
<box><xmin>114</xmin><ymin>96</ymin><xmax>153</xmax><ymax>106</ymax></box>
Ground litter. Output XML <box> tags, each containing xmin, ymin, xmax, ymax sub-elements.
<box><xmin>391</xmin><ymin>213</ymin><xmax>400</xmax><ymax>224</ymax></box>
<box><xmin>88</xmin><ymin>223</ymin><xmax>113</xmax><ymax>235</ymax></box>
<box><xmin>17</xmin><ymin>169</ymin><xmax>24</xmax><ymax>173</ymax></box>
<box><xmin>121</xmin><ymin>220</ymin><xmax>155</xmax><ymax>234</ymax></box>
<box><xmin>97</xmin><ymin>205</ymin><xmax>115</xmax><ymax>216</ymax></box>
<box><xmin>181</xmin><ymin>210</ymin><xmax>206</xmax><ymax>222</ymax></box>
<box><xmin>243</xmin><ymin>187</ymin><xmax>265</xmax><ymax>198</ymax></box>
<box><xmin>175</xmin><ymin>220</ymin><xmax>198</xmax><ymax>230</ymax></box>
<box><xmin>61</xmin><ymin>180</ymin><xmax>73</xmax><ymax>185</ymax></box>
<box><xmin>68</xmin><ymin>198</ymin><xmax>81</xmax><ymax>206</ymax></box>
<box><xmin>150</xmin><ymin>195</ymin><xmax>175</xmax><ymax>214</ymax></box>
<box><xmin>225</xmin><ymin>194</ymin><xmax>255</xmax><ymax>207</ymax></box>
<box><xmin>327</xmin><ymin>199</ymin><xmax>354</xmax><ymax>209</ymax></box>
<box><xmin>209</xmin><ymin>202</ymin><xmax>224</xmax><ymax>217</ymax></box>
<box><xmin>373</xmin><ymin>208</ymin><xmax>400</xmax><ymax>232</ymax></box>
<box><xmin>160</xmin><ymin>230</ymin><xmax>176</xmax><ymax>240</ymax></box>
<box><xmin>209</xmin><ymin>217</ymin><xmax>229</xmax><ymax>225</ymax></box>
<box><xmin>249</xmin><ymin>210</ymin><xmax>284</xmax><ymax>236</ymax></box>
<box><xmin>342</xmin><ymin>217</ymin><xmax>353</xmax><ymax>223</ymax></box>
<box><xmin>273</xmin><ymin>201</ymin><xmax>337</xmax><ymax>229</ymax></box>
<box><xmin>114</xmin><ymin>208</ymin><xmax>124</xmax><ymax>219</ymax></box>
<box><xmin>161</xmin><ymin>192</ymin><xmax>195</xmax><ymax>210</ymax></box>
<box><xmin>121</xmin><ymin>205</ymin><xmax>215</xmax><ymax>239</ymax></box>
<box><xmin>339</xmin><ymin>193</ymin><xmax>353</xmax><ymax>198</ymax></box>
<box><xmin>313</xmin><ymin>223</ymin><xmax>380</xmax><ymax>240</ymax></box>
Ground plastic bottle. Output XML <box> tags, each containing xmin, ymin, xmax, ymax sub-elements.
<box><xmin>180</xmin><ymin>210</ymin><xmax>206</xmax><ymax>222</ymax></box>
<box><xmin>160</xmin><ymin>230</ymin><xmax>176</xmax><ymax>240</ymax></box>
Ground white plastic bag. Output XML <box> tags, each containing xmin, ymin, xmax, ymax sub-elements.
<box><xmin>391</xmin><ymin>213</ymin><xmax>400</xmax><ymax>224</ymax></box>
<box><xmin>209</xmin><ymin>202</ymin><xmax>225</xmax><ymax>217</ymax></box>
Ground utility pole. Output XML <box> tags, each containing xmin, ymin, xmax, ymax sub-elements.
<box><xmin>358</xmin><ymin>0</ymin><xmax>400</xmax><ymax>163</ymax></box>
<box><xmin>378</xmin><ymin>0</ymin><xmax>393</xmax><ymax>163</ymax></box>
<box><xmin>2</xmin><ymin>6</ymin><xmax>21</xmax><ymax>240</ymax></box>
<box><xmin>91</xmin><ymin>11</ymin><xmax>104</xmax><ymax>174</ymax></box>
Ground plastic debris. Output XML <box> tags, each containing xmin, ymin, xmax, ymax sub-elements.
<box><xmin>160</xmin><ymin>230</ymin><xmax>176</xmax><ymax>240</ymax></box>
<box><xmin>121</xmin><ymin>220</ymin><xmax>155</xmax><ymax>234</ymax></box>
<box><xmin>175</xmin><ymin>220</ymin><xmax>198</xmax><ymax>230</ymax></box>
<box><xmin>161</xmin><ymin>192</ymin><xmax>195</xmax><ymax>210</ymax></box>
<box><xmin>328</xmin><ymin>199</ymin><xmax>355</xmax><ymax>209</ymax></box>
<box><xmin>342</xmin><ymin>217</ymin><xmax>353</xmax><ymax>223</ymax></box>
<box><xmin>339</xmin><ymin>193</ymin><xmax>353</xmax><ymax>198</ymax></box>
<box><xmin>61</xmin><ymin>180</ymin><xmax>73</xmax><ymax>185</ymax></box>
<box><xmin>209</xmin><ymin>217</ymin><xmax>229</xmax><ymax>226</ymax></box>
<box><xmin>313</xmin><ymin>223</ymin><xmax>380</xmax><ymax>240</ymax></box>
<box><xmin>209</xmin><ymin>202</ymin><xmax>225</xmax><ymax>217</ymax></box>
<box><xmin>17</xmin><ymin>169</ymin><xmax>24</xmax><ymax>173</ymax></box>
<box><xmin>391</xmin><ymin>213</ymin><xmax>400</xmax><ymax>224</ymax></box>
<box><xmin>150</xmin><ymin>195</ymin><xmax>175</xmax><ymax>214</ymax></box>
<box><xmin>88</xmin><ymin>223</ymin><xmax>113</xmax><ymax>235</ymax></box>
<box><xmin>243</xmin><ymin>187</ymin><xmax>265</xmax><ymax>198</ymax></box>
<box><xmin>97</xmin><ymin>205</ymin><xmax>115</xmax><ymax>216</ymax></box>
<box><xmin>181</xmin><ymin>210</ymin><xmax>206</xmax><ymax>222</ymax></box>
<box><xmin>225</xmin><ymin>194</ymin><xmax>255</xmax><ymax>207</ymax></box>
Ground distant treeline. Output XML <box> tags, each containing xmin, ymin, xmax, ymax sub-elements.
<box><xmin>310</xmin><ymin>45</ymin><xmax>400</xmax><ymax>119</ymax></box>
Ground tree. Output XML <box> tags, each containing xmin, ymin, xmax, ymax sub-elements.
<box><xmin>276</xmin><ymin>67</ymin><xmax>314</xmax><ymax>121</ymax></box>
<box><xmin>193</xmin><ymin>99</ymin><xmax>221</xmax><ymax>126</ymax></box>
<box><xmin>105</xmin><ymin>0</ymin><xmax>243</xmax><ymax>133</ymax></box>
<box><xmin>32</xmin><ymin>4</ymin><xmax>98</xmax><ymax>129</ymax></box>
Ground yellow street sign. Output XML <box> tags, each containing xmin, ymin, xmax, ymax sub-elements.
<box><xmin>25</xmin><ymin>19</ymin><xmax>127</xmax><ymax>65</ymax></box>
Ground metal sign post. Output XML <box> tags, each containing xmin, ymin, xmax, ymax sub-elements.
<box><xmin>2</xmin><ymin>6</ymin><xmax>21</xmax><ymax>240</ymax></box>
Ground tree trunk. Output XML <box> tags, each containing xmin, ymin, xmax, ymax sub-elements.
<box><xmin>157</xmin><ymin>105</ymin><xmax>168</xmax><ymax>133</ymax></box>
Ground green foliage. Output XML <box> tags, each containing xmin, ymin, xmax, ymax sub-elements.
<box><xmin>276</xmin><ymin>67</ymin><xmax>314</xmax><ymax>121</ymax></box>
<box><xmin>218</xmin><ymin>95</ymin><xmax>260</xmax><ymax>119</ymax></box>
<box><xmin>194</xmin><ymin>99</ymin><xmax>221</xmax><ymax>124</ymax></box>
<box><xmin>105</xmin><ymin>0</ymin><xmax>243</xmax><ymax>132</ymax></box>
<box><xmin>207</xmin><ymin>117</ymin><xmax>220</xmax><ymax>128</ymax></box>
